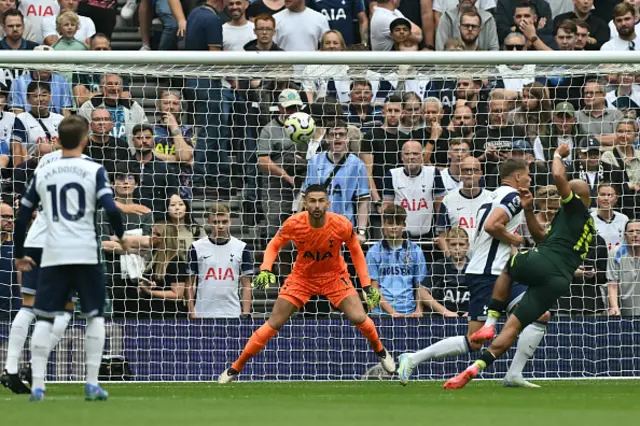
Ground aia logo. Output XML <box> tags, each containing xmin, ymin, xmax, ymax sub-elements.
<box><xmin>400</xmin><ymin>198</ymin><xmax>429</xmax><ymax>211</ymax></box>
<box><xmin>302</xmin><ymin>251</ymin><xmax>334</xmax><ymax>261</ymax></box>
<box><xmin>204</xmin><ymin>267</ymin><xmax>235</xmax><ymax>281</ymax></box>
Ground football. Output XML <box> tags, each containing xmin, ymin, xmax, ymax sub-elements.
<box><xmin>284</xmin><ymin>112</ymin><xmax>316</xmax><ymax>144</ymax></box>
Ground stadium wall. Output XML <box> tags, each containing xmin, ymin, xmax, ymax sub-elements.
<box><xmin>1</xmin><ymin>318</ymin><xmax>638</xmax><ymax>381</ymax></box>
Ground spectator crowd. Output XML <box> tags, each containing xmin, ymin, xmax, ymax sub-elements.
<box><xmin>0</xmin><ymin>0</ymin><xmax>640</xmax><ymax>320</ymax></box>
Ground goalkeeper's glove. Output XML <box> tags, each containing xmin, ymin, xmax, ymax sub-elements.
<box><xmin>363</xmin><ymin>286</ymin><xmax>381</xmax><ymax>310</ymax></box>
<box><xmin>252</xmin><ymin>270</ymin><xmax>276</xmax><ymax>290</ymax></box>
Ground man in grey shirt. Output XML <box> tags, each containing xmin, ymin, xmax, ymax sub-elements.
<box><xmin>257</xmin><ymin>88</ymin><xmax>308</xmax><ymax>239</ymax></box>
<box><xmin>607</xmin><ymin>220</ymin><xmax>640</xmax><ymax>317</ymax></box>
<box><xmin>436</xmin><ymin>0</ymin><xmax>499</xmax><ymax>51</ymax></box>
<box><xmin>577</xmin><ymin>79</ymin><xmax>623</xmax><ymax>147</ymax></box>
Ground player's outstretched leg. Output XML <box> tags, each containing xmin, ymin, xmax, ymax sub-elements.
<box><xmin>444</xmin><ymin>313</ymin><xmax>523</xmax><ymax>390</ymax></box>
<box><xmin>220</xmin><ymin>297</ymin><xmax>299</xmax><ymax>384</ymax></box>
<box><xmin>1</xmin><ymin>306</ymin><xmax>36</xmax><ymax>394</ymax></box>
<box><xmin>339</xmin><ymin>295</ymin><xmax>396</xmax><ymax>374</ymax></box>
<box><xmin>85</xmin><ymin>316</ymin><xmax>108</xmax><ymax>401</ymax></box>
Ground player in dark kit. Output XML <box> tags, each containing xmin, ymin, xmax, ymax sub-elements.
<box><xmin>444</xmin><ymin>143</ymin><xmax>596</xmax><ymax>389</ymax></box>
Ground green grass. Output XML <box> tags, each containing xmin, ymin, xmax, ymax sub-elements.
<box><xmin>1</xmin><ymin>380</ymin><xmax>638</xmax><ymax>426</ymax></box>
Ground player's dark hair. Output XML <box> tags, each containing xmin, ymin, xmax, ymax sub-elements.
<box><xmin>58</xmin><ymin>115</ymin><xmax>89</xmax><ymax>150</ymax></box>
<box><xmin>625</xmin><ymin>219</ymin><xmax>640</xmax><ymax>232</ymax></box>
<box><xmin>27</xmin><ymin>80</ymin><xmax>50</xmax><ymax>96</ymax></box>
<box><xmin>383</xmin><ymin>204</ymin><xmax>407</xmax><ymax>224</ymax></box>
<box><xmin>515</xmin><ymin>0</ymin><xmax>537</xmax><ymax>15</ymax></box>
<box><xmin>165</xmin><ymin>192</ymin><xmax>201</xmax><ymax>237</ymax></box>
<box><xmin>613</xmin><ymin>2</ymin><xmax>636</xmax><ymax>18</ymax></box>
<box><xmin>555</xmin><ymin>19</ymin><xmax>578</xmax><ymax>35</ymax></box>
<box><xmin>385</xmin><ymin>94</ymin><xmax>403</xmax><ymax>104</ymax></box>
<box><xmin>574</xmin><ymin>19</ymin><xmax>590</xmax><ymax>32</ymax></box>
<box><xmin>349</xmin><ymin>79</ymin><xmax>372</xmax><ymax>91</ymax></box>
<box><xmin>132</xmin><ymin>123</ymin><xmax>153</xmax><ymax>136</ymax></box>
<box><xmin>499</xmin><ymin>158</ymin><xmax>528</xmax><ymax>179</ymax></box>
<box><xmin>305</xmin><ymin>184</ymin><xmax>328</xmax><ymax>196</ymax></box>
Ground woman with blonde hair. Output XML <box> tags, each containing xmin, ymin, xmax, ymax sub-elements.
<box><xmin>138</xmin><ymin>223</ymin><xmax>188</xmax><ymax>318</ymax></box>
<box><xmin>302</xmin><ymin>30</ymin><xmax>350</xmax><ymax>103</ymax></box>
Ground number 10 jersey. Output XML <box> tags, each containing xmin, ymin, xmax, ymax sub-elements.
<box><xmin>21</xmin><ymin>156</ymin><xmax>111</xmax><ymax>267</ymax></box>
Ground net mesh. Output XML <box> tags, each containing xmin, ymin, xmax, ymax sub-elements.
<box><xmin>0</xmin><ymin>58</ymin><xmax>639</xmax><ymax>382</ymax></box>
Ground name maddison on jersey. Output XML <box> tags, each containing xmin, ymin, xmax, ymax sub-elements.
<box><xmin>42</xmin><ymin>165</ymin><xmax>92</xmax><ymax>180</ymax></box>
<box><xmin>302</xmin><ymin>251</ymin><xmax>334</xmax><ymax>261</ymax></box>
<box><xmin>204</xmin><ymin>267</ymin><xmax>235</xmax><ymax>281</ymax></box>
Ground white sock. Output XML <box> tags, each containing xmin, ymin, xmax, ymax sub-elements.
<box><xmin>506</xmin><ymin>322</ymin><xmax>546</xmax><ymax>379</ymax></box>
<box><xmin>409</xmin><ymin>336</ymin><xmax>469</xmax><ymax>365</ymax></box>
<box><xmin>485</xmin><ymin>316</ymin><xmax>498</xmax><ymax>327</ymax></box>
<box><xmin>4</xmin><ymin>308</ymin><xmax>36</xmax><ymax>374</ymax></box>
<box><xmin>49</xmin><ymin>312</ymin><xmax>71</xmax><ymax>352</ymax></box>
<box><xmin>85</xmin><ymin>317</ymin><xmax>105</xmax><ymax>387</ymax></box>
<box><xmin>30</xmin><ymin>320</ymin><xmax>53</xmax><ymax>391</ymax></box>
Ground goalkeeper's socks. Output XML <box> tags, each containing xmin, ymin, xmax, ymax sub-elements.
<box><xmin>474</xmin><ymin>350</ymin><xmax>497</xmax><ymax>372</ymax></box>
<box><xmin>4</xmin><ymin>307</ymin><xmax>36</xmax><ymax>374</ymax></box>
<box><xmin>49</xmin><ymin>312</ymin><xmax>72</xmax><ymax>352</ymax></box>
<box><xmin>85</xmin><ymin>317</ymin><xmax>106</xmax><ymax>387</ymax></box>
<box><xmin>232</xmin><ymin>322</ymin><xmax>279</xmax><ymax>372</ymax></box>
<box><xmin>409</xmin><ymin>336</ymin><xmax>470</xmax><ymax>365</ymax></box>
<box><xmin>507</xmin><ymin>322</ymin><xmax>547</xmax><ymax>378</ymax></box>
<box><xmin>30</xmin><ymin>320</ymin><xmax>53</xmax><ymax>391</ymax></box>
<box><xmin>355</xmin><ymin>317</ymin><xmax>383</xmax><ymax>353</ymax></box>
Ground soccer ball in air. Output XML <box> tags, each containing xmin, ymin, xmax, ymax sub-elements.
<box><xmin>284</xmin><ymin>112</ymin><xmax>316</xmax><ymax>144</ymax></box>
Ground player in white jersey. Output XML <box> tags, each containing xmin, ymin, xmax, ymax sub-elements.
<box><xmin>187</xmin><ymin>203</ymin><xmax>253</xmax><ymax>318</ymax></box>
<box><xmin>591</xmin><ymin>183</ymin><xmax>628</xmax><ymax>253</ymax></box>
<box><xmin>398</xmin><ymin>159</ymin><xmax>551</xmax><ymax>388</ymax></box>
<box><xmin>13</xmin><ymin>115</ymin><xmax>128</xmax><ymax>402</ymax></box>
<box><xmin>1</xmin><ymin>149</ymin><xmax>149</xmax><ymax>394</ymax></box>
<box><xmin>436</xmin><ymin>157</ymin><xmax>491</xmax><ymax>251</ymax></box>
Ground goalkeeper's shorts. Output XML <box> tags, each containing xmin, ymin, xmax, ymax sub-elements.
<box><xmin>279</xmin><ymin>272</ymin><xmax>357</xmax><ymax>309</ymax></box>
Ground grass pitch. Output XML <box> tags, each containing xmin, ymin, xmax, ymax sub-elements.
<box><xmin>1</xmin><ymin>380</ymin><xmax>637</xmax><ymax>426</ymax></box>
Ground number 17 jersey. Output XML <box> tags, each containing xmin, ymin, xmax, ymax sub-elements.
<box><xmin>20</xmin><ymin>157</ymin><xmax>112</xmax><ymax>267</ymax></box>
<box><xmin>466</xmin><ymin>185</ymin><xmax>524</xmax><ymax>276</ymax></box>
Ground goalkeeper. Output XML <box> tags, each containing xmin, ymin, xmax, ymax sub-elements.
<box><xmin>219</xmin><ymin>184</ymin><xmax>395</xmax><ymax>383</ymax></box>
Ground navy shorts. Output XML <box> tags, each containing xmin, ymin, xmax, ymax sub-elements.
<box><xmin>34</xmin><ymin>264</ymin><xmax>106</xmax><ymax>318</ymax></box>
<box><xmin>466</xmin><ymin>273</ymin><xmax>527</xmax><ymax>321</ymax></box>
<box><xmin>20</xmin><ymin>247</ymin><xmax>42</xmax><ymax>296</ymax></box>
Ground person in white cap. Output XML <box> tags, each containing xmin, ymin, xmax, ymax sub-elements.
<box><xmin>256</xmin><ymin>88</ymin><xmax>307</xmax><ymax>239</ymax></box>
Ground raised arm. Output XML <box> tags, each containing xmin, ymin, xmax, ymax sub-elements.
<box><xmin>552</xmin><ymin>143</ymin><xmax>572</xmax><ymax>201</ymax></box>
<box><xmin>519</xmin><ymin>188</ymin><xmax>546</xmax><ymax>244</ymax></box>
<box><xmin>346</xmin><ymin>228</ymin><xmax>371</xmax><ymax>288</ymax></box>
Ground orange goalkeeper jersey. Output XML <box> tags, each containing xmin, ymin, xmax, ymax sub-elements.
<box><xmin>260</xmin><ymin>212</ymin><xmax>371</xmax><ymax>287</ymax></box>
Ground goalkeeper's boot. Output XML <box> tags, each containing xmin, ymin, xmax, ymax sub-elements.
<box><xmin>503</xmin><ymin>374</ymin><xmax>541</xmax><ymax>388</ymax></box>
<box><xmin>397</xmin><ymin>353</ymin><xmax>416</xmax><ymax>386</ymax></box>
<box><xmin>20</xmin><ymin>362</ymin><xmax>33</xmax><ymax>387</ymax></box>
<box><xmin>469</xmin><ymin>325</ymin><xmax>496</xmax><ymax>344</ymax></box>
<box><xmin>375</xmin><ymin>348</ymin><xmax>396</xmax><ymax>374</ymax></box>
<box><xmin>29</xmin><ymin>388</ymin><xmax>45</xmax><ymax>402</ymax></box>
<box><xmin>85</xmin><ymin>384</ymin><xmax>109</xmax><ymax>401</ymax></box>
<box><xmin>443</xmin><ymin>365</ymin><xmax>479</xmax><ymax>390</ymax></box>
<box><xmin>218</xmin><ymin>368</ymin><xmax>239</xmax><ymax>384</ymax></box>
<box><xmin>1</xmin><ymin>369</ymin><xmax>31</xmax><ymax>394</ymax></box>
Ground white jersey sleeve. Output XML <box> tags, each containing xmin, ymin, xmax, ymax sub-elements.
<box><xmin>466</xmin><ymin>186</ymin><xmax>524</xmax><ymax>276</ymax></box>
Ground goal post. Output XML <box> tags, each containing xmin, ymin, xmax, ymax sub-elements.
<box><xmin>0</xmin><ymin>51</ymin><xmax>638</xmax><ymax>382</ymax></box>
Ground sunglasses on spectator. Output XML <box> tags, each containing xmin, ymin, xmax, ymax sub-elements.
<box><xmin>505</xmin><ymin>44</ymin><xmax>525</xmax><ymax>50</ymax></box>
<box><xmin>0</xmin><ymin>214</ymin><xmax>13</xmax><ymax>220</ymax></box>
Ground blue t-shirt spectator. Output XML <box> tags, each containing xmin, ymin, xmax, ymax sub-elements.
<box><xmin>302</xmin><ymin>152</ymin><xmax>370</xmax><ymax>225</ymax></box>
<box><xmin>307</xmin><ymin>0</ymin><xmax>365</xmax><ymax>46</ymax></box>
<box><xmin>185</xmin><ymin>4</ymin><xmax>223</xmax><ymax>51</ymax></box>
<box><xmin>9</xmin><ymin>72</ymin><xmax>72</xmax><ymax>114</ymax></box>
<box><xmin>366</xmin><ymin>239</ymin><xmax>426</xmax><ymax>315</ymax></box>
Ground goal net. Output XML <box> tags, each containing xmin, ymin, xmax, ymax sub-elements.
<box><xmin>0</xmin><ymin>51</ymin><xmax>639</xmax><ymax>382</ymax></box>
